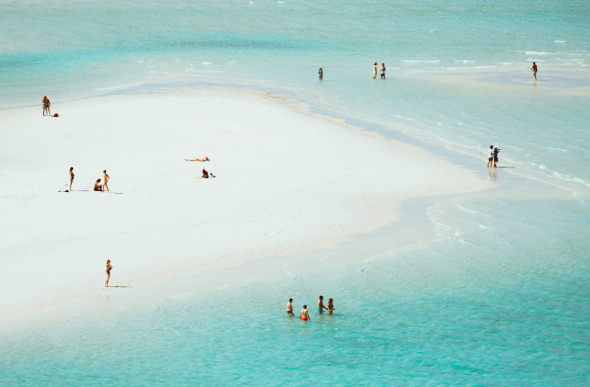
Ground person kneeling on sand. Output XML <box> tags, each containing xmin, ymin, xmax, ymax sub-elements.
<box><xmin>202</xmin><ymin>168</ymin><xmax>216</xmax><ymax>178</ymax></box>
<box><xmin>299</xmin><ymin>305</ymin><xmax>310</xmax><ymax>321</ymax></box>
<box><xmin>94</xmin><ymin>179</ymin><xmax>103</xmax><ymax>191</ymax></box>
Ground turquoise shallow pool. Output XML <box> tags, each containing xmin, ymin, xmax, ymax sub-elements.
<box><xmin>1</xmin><ymin>0</ymin><xmax>589</xmax><ymax>384</ymax></box>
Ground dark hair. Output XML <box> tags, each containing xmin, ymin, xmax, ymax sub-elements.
<box><xmin>319</xmin><ymin>295</ymin><xmax>323</xmax><ymax>299</ymax></box>
<box><xmin>96</xmin><ymin>179</ymin><xmax>101</xmax><ymax>182</ymax></box>
<box><xmin>289</xmin><ymin>298</ymin><xmax>292</xmax><ymax>302</ymax></box>
<box><xmin>374</xmin><ymin>62</ymin><xmax>377</xmax><ymax>65</ymax></box>
<box><xmin>103</xmin><ymin>170</ymin><xmax>106</xmax><ymax>173</ymax></box>
<box><xmin>490</xmin><ymin>145</ymin><xmax>493</xmax><ymax>148</ymax></box>
<box><xmin>328</xmin><ymin>298</ymin><xmax>333</xmax><ymax>303</ymax></box>
<box><xmin>70</xmin><ymin>167</ymin><xmax>73</xmax><ymax>171</ymax></box>
<box><xmin>303</xmin><ymin>305</ymin><xmax>307</xmax><ymax>309</ymax></box>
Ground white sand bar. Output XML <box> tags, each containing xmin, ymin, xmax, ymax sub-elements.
<box><xmin>0</xmin><ymin>88</ymin><xmax>491</xmax><ymax>322</ymax></box>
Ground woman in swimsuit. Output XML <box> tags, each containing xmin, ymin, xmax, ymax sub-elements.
<box><xmin>373</xmin><ymin>62</ymin><xmax>377</xmax><ymax>79</ymax></box>
<box><xmin>103</xmin><ymin>170</ymin><xmax>110</xmax><ymax>193</ymax></box>
<box><xmin>42</xmin><ymin>96</ymin><xmax>49</xmax><ymax>116</ymax></box>
<box><xmin>105</xmin><ymin>260</ymin><xmax>113</xmax><ymax>287</ymax></box>
<box><xmin>69</xmin><ymin>167</ymin><xmax>74</xmax><ymax>191</ymax></box>
<box><xmin>327</xmin><ymin>298</ymin><xmax>335</xmax><ymax>314</ymax></box>
<box><xmin>94</xmin><ymin>179</ymin><xmax>103</xmax><ymax>191</ymax></box>
<box><xmin>531</xmin><ymin>62</ymin><xmax>537</xmax><ymax>81</ymax></box>
<box><xmin>318</xmin><ymin>67</ymin><xmax>323</xmax><ymax>80</ymax></box>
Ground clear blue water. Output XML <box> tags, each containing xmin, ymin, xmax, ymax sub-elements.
<box><xmin>1</xmin><ymin>0</ymin><xmax>589</xmax><ymax>384</ymax></box>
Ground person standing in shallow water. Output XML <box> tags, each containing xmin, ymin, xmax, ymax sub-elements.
<box><xmin>487</xmin><ymin>146</ymin><xmax>494</xmax><ymax>168</ymax></box>
<box><xmin>318</xmin><ymin>295</ymin><xmax>328</xmax><ymax>314</ymax></box>
<box><xmin>531</xmin><ymin>62</ymin><xmax>537</xmax><ymax>81</ymax></box>
<box><xmin>299</xmin><ymin>305</ymin><xmax>310</xmax><ymax>321</ymax></box>
<box><xmin>287</xmin><ymin>298</ymin><xmax>294</xmax><ymax>316</ymax></box>
<box><xmin>327</xmin><ymin>298</ymin><xmax>335</xmax><ymax>314</ymax></box>
<box><xmin>373</xmin><ymin>62</ymin><xmax>378</xmax><ymax>79</ymax></box>
<box><xmin>105</xmin><ymin>260</ymin><xmax>113</xmax><ymax>287</ymax></box>
<box><xmin>380</xmin><ymin>63</ymin><xmax>386</xmax><ymax>79</ymax></box>
<box><xmin>318</xmin><ymin>67</ymin><xmax>323</xmax><ymax>80</ymax></box>
<box><xmin>493</xmin><ymin>146</ymin><xmax>501</xmax><ymax>167</ymax></box>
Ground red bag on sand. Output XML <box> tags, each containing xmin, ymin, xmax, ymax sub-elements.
<box><xmin>53</xmin><ymin>113</ymin><xmax>58</xmax><ymax>117</ymax></box>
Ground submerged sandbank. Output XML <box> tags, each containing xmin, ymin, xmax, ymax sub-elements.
<box><xmin>0</xmin><ymin>87</ymin><xmax>491</xmax><ymax>323</ymax></box>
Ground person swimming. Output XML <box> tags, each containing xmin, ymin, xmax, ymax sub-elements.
<box><xmin>327</xmin><ymin>298</ymin><xmax>335</xmax><ymax>314</ymax></box>
<box><xmin>318</xmin><ymin>295</ymin><xmax>328</xmax><ymax>314</ymax></box>
<box><xmin>93</xmin><ymin>179</ymin><xmax>103</xmax><ymax>191</ymax></box>
<box><xmin>299</xmin><ymin>305</ymin><xmax>310</xmax><ymax>321</ymax></box>
<box><xmin>287</xmin><ymin>298</ymin><xmax>294</xmax><ymax>316</ymax></box>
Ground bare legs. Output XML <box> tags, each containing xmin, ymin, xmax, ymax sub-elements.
<box><xmin>105</xmin><ymin>271</ymin><xmax>110</xmax><ymax>287</ymax></box>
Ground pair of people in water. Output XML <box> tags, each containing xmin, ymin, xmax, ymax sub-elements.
<box><xmin>287</xmin><ymin>296</ymin><xmax>335</xmax><ymax>321</ymax></box>
<box><xmin>487</xmin><ymin>145</ymin><xmax>501</xmax><ymax>168</ymax></box>
<box><xmin>373</xmin><ymin>62</ymin><xmax>386</xmax><ymax>79</ymax></box>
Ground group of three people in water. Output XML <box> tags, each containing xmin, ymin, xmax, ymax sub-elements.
<box><xmin>287</xmin><ymin>296</ymin><xmax>335</xmax><ymax>321</ymax></box>
<box><xmin>68</xmin><ymin>167</ymin><xmax>110</xmax><ymax>192</ymax></box>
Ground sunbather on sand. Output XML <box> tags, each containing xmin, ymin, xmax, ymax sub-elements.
<box><xmin>185</xmin><ymin>156</ymin><xmax>209</xmax><ymax>162</ymax></box>
<box><xmin>94</xmin><ymin>179</ymin><xmax>103</xmax><ymax>191</ymax></box>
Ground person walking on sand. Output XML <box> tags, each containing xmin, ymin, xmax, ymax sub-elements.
<box><xmin>318</xmin><ymin>67</ymin><xmax>323</xmax><ymax>80</ymax></box>
<box><xmin>380</xmin><ymin>63</ymin><xmax>386</xmax><ymax>79</ymax></box>
<box><xmin>531</xmin><ymin>62</ymin><xmax>537</xmax><ymax>81</ymax></box>
<box><xmin>327</xmin><ymin>298</ymin><xmax>335</xmax><ymax>314</ymax></box>
<box><xmin>69</xmin><ymin>167</ymin><xmax>75</xmax><ymax>191</ymax></box>
<box><xmin>299</xmin><ymin>305</ymin><xmax>310</xmax><ymax>321</ymax></box>
<box><xmin>487</xmin><ymin>145</ymin><xmax>494</xmax><ymax>168</ymax></box>
<box><xmin>493</xmin><ymin>146</ymin><xmax>501</xmax><ymax>167</ymax></box>
<box><xmin>42</xmin><ymin>96</ymin><xmax>50</xmax><ymax>116</ymax></box>
<box><xmin>103</xmin><ymin>170</ymin><xmax>110</xmax><ymax>193</ymax></box>
<box><xmin>287</xmin><ymin>298</ymin><xmax>294</xmax><ymax>316</ymax></box>
<box><xmin>373</xmin><ymin>62</ymin><xmax>378</xmax><ymax>79</ymax></box>
<box><xmin>94</xmin><ymin>178</ymin><xmax>103</xmax><ymax>191</ymax></box>
<box><xmin>318</xmin><ymin>295</ymin><xmax>328</xmax><ymax>314</ymax></box>
<box><xmin>105</xmin><ymin>260</ymin><xmax>113</xmax><ymax>287</ymax></box>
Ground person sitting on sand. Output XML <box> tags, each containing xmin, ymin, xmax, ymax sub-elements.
<box><xmin>94</xmin><ymin>179</ymin><xmax>103</xmax><ymax>191</ymax></box>
<box><xmin>327</xmin><ymin>298</ymin><xmax>335</xmax><ymax>314</ymax></box>
<box><xmin>69</xmin><ymin>167</ymin><xmax>75</xmax><ymax>191</ymax></box>
<box><xmin>287</xmin><ymin>298</ymin><xmax>294</xmax><ymax>316</ymax></box>
<box><xmin>103</xmin><ymin>170</ymin><xmax>110</xmax><ymax>193</ymax></box>
<box><xmin>185</xmin><ymin>156</ymin><xmax>210</xmax><ymax>162</ymax></box>
<box><xmin>299</xmin><ymin>305</ymin><xmax>310</xmax><ymax>321</ymax></box>
<box><xmin>105</xmin><ymin>260</ymin><xmax>113</xmax><ymax>287</ymax></box>
<box><xmin>202</xmin><ymin>169</ymin><xmax>209</xmax><ymax>178</ymax></box>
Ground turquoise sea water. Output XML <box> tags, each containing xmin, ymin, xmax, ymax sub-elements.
<box><xmin>1</xmin><ymin>0</ymin><xmax>589</xmax><ymax>384</ymax></box>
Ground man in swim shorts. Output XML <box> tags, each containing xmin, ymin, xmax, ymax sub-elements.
<box><xmin>287</xmin><ymin>298</ymin><xmax>294</xmax><ymax>316</ymax></box>
<box><xmin>299</xmin><ymin>305</ymin><xmax>310</xmax><ymax>321</ymax></box>
<box><xmin>318</xmin><ymin>295</ymin><xmax>328</xmax><ymax>314</ymax></box>
<box><xmin>531</xmin><ymin>62</ymin><xmax>537</xmax><ymax>81</ymax></box>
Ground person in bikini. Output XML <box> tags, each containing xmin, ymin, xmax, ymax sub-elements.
<box><xmin>94</xmin><ymin>179</ymin><xmax>103</xmax><ymax>191</ymax></box>
<box><xmin>318</xmin><ymin>295</ymin><xmax>328</xmax><ymax>314</ymax></box>
<box><xmin>103</xmin><ymin>170</ymin><xmax>110</xmax><ymax>193</ymax></box>
<box><xmin>327</xmin><ymin>298</ymin><xmax>335</xmax><ymax>314</ymax></box>
<box><xmin>373</xmin><ymin>62</ymin><xmax>378</xmax><ymax>79</ymax></box>
<box><xmin>299</xmin><ymin>305</ymin><xmax>310</xmax><ymax>321</ymax></box>
<box><xmin>318</xmin><ymin>67</ymin><xmax>323</xmax><ymax>80</ymax></box>
<box><xmin>105</xmin><ymin>260</ymin><xmax>113</xmax><ymax>287</ymax></box>
<box><xmin>287</xmin><ymin>298</ymin><xmax>294</xmax><ymax>316</ymax></box>
<box><xmin>42</xmin><ymin>96</ymin><xmax>50</xmax><ymax>116</ymax></box>
<box><xmin>69</xmin><ymin>167</ymin><xmax>75</xmax><ymax>191</ymax></box>
<box><xmin>531</xmin><ymin>62</ymin><xmax>537</xmax><ymax>81</ymax></box>
<box><xmin>185</xmin><ymin>156</ymin><xmax>209</xmax><ymax>162</ymax></box>
<box><xmin>380</xmin><ymin>63</ymin><xmax>386</xmax><ymax>79</ymax></box>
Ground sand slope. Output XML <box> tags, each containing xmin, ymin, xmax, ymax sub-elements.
<box><xmin>0</xmin><ymin>88</ymin><xmax>490</xmax><ymax>321</ymax></box>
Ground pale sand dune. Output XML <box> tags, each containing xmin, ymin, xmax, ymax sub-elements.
<box><xmin>0</xmin><ymin>88</ymin><xmax>491</xmax><ymax>322</ymax></box>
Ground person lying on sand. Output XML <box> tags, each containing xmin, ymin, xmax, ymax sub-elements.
<box><xmin>185</xmin><ymin>156</ymin><xmax>209</xmax><ymax>162</ymax></box>
<box><xmin>94</xmin><ymin>179</ymin><xmax>103</xmax><ymax>191</ymax></box>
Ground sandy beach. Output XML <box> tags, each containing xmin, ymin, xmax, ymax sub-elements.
<box><xmin>0</xmin><ymin>87</ymin><xmax>490</xmax><ymax>322</ymax></box>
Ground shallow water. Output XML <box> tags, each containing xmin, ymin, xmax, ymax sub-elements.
<box><xmin>1</xmin><ymin>0</ymin><xmax>590</xmax><ymax>384</ymax></box>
